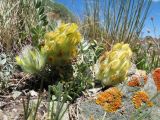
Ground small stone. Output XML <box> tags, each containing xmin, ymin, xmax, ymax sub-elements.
<box><xmin>0</xmin><ymin>109</ymin><xmax>8</xmax><ymax>120</ymax></box>
<box><xmin>3</xmin><ymin>115</ymin><xmax>8</xmax><ymax>120</ymax></box>
<box><xmin>29</xmin><ymin>90</ymin><xmax>38</xmax><ymax>97</ymax></box>
<box><xmin>12</xmin><ymin>108</ymin><xmax>17</xmax><ymax>113</ymax></box>
<box><xmin>12</xmin><ymin>91</ymin><xmax>22</xmax><ymax>99</ymax></box>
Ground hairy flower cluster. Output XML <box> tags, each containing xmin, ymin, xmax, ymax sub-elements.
<box><xmin>152</xmin><ymin>68</ymin><xmax>160</xmax><ymax>92</ymax></box>
<box><xmin>41</xmin><ymin>23</ymin><xmax>82</xmax><ymax>65</ymax></box>
<box><xmin>132</xmin><ymin>91</ymin><xmax>153</xmax><ymax>109</ymax></box>
<box><xmin>96</xmin><ymin>43</ymin><xmax>132</xmax><ymax>86</ymax></box>
<box><xmin>96</xmin><ymin>87</ymin><xmax>122</xmax><ymax>112</ymax></box>
<box><xmin>16</xmin><ymin>23</ymin><xmax>82</xmax><ymax>74</ymax></box>
<box><xmin>16</xmin><ymin>46</ymin><xmax>46</xmax><ymax>74</ymax></box>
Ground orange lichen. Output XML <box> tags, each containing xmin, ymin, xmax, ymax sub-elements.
<box><xmin>143</xmin><ymin>75</ymin><xmax>148</xmax><ymax>84</ymax></box>
<box><xmin>147</xmin><ymin>101</ymin><xmax>154</xmax><ymax>107</ymax></box>
<box><xmin>96</xmin><ymin>87</ymin><xmax>122</xmax><ymax>112</ymax></box>
<box><xmin>128</xmin><ymin>70</ymin><xmax>148</xmax><ymax>87</ymax></box>
<box><xmin>128</xmin><ymin>75</ymin><xmax>140</xmax><ymax>87</ymax></box>
<box><xmin>132</xmin><ymin>91</ymin><xmax>153</xmax><ymax>109</ymax></box>
<box><xmin>152</xmin><ymin>68</ymin><xmax>160</xmax><ymax>92</ymax></box>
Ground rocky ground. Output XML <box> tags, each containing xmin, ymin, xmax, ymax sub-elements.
<box><xmin>0</xmin><ymin>66</ymin><xmax>160</xmax><ymax>120</ymax></box>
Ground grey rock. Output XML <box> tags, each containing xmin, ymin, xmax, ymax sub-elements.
<box><xmin>77</xmin><ymin>98</ymin><xmax>136</xmax><ymax>120</ymax></box>
<box><xmin>143</xmin><ymin>73</ymin><xmax>157</xmax><ymax>97</ymax></box>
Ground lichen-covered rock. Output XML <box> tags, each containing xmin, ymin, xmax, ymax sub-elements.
<box><xmin>143</xmin><ymin>73</ymin><xmax>157</xmax><ymax>98</ymax></box>
<box><xmin>71</xmin><ymin>66</ymin><xmax>160</xmax><ymax>120</ymax></box>
<box><xmin>76</xmin><ymin>97</ymin><xmax>136</xmax><ymax>120</ymax></box>
<box><xmin>96</xmin><ymin>87</ymin><xmax>123</xmax><ymax>112</ymax></box>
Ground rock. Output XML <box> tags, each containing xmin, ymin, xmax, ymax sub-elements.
<box><xmin>143</xmin><ymin>73</ymin><xmax>157</xmax><ymax>97</ymax></box>
<box><xmin>71</xmin><ymin>73</ymin><xmax>160</xmax><ymax>120</ymax></box>
<box><xmin>0</xmin><ymin>109</ymin><xmax>4</xmax><ymax>118</ymax></box>
<box><xmin>85</xmin><ymin>88</ymin><xmax>101</xmax><ymax>98</ymax></box>
<box><xmin>150</xmin><ymin>106</ymin><xmax>160</xmax><ymax>120</ymax></box>
<box><xmin>2</xmin><ymin>115</ymin><xmax>8</xmax><ymax>120</ymax></box>
<box><xmin>0</xmin><ymin>109</ymin><xmax>8</xmax><ymax>120</ymax></box>
<box><xmin>12</xmin><ymin>91</ymin><xmax>22</xmax><ymax>99</ymax></box>
<box><xmin>76</xmin><ymin>98</ymin><xmax>136</xmax><ymax>120</ymax></box>
<box><xmin>29</xmin><ymin>90</ymin><xmax>38</xmax><ymax>97</ymax></box>
<box><xmin>128</xmin><ymin>64</ymin><xmax>137</xmax><ymax>76</ymax></box>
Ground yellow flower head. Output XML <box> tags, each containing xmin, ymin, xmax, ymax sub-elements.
<box><xmin>42</xmin><ymin>23</ymin><xmax>82</xmax><ymax>65</ymax></box>
<box><xmin>59</xmin><ymin>23</ymin><xmax>78</xmax><ymax>34</ymax></box>
<box><xmin>132</xmin><ymin>91</ymin><xmax>153</xmax><ymax>109</ymax></box>
<box><xmin>96</xmin><ymin>87</ymin><xmax>122</xmax><ymax>112</ymax></box>
<box><xmin>96</xmin><ymin>43</ymin><xmax>132</xmax><ymax>86</ymax></box>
